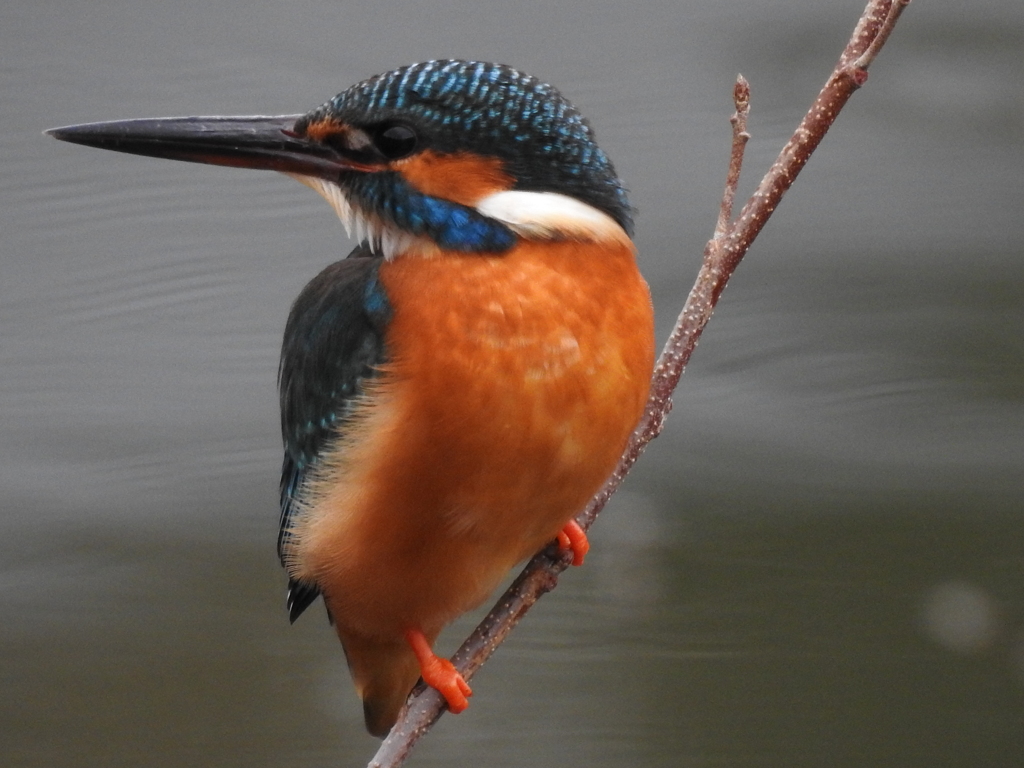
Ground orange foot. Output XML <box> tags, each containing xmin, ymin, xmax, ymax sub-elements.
<box><xmin>404</xmin><ymin>628</ymin><xmax>472</xmax><ymax>713</ymax></box>
<box><xmin>557</xmin><ymin>519</ymin><xmax>590</xmax><ymax>566</ymax></box>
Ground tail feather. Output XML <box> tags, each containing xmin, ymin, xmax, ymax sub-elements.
<box><xmin>340</xmin><ymin>631</ymin><xmax>423</xmax><ymax>738</ymax></box>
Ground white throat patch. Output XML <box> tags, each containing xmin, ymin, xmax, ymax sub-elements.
<box><xmin>286</xmin><ymin>174</ymin><xmax>426</xmax><ymax>260</ymax></box>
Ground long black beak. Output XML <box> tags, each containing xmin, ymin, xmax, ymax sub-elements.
<box><xmin>46</xmin><ymin>115</ymin><xmax>353</xmax><ymax>179</ymax></box>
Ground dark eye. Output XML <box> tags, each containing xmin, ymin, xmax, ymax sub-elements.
<box><xmin>373</xmin><ymin>123</ymin><xmax>418</xmax><ymax>160</ymax></box>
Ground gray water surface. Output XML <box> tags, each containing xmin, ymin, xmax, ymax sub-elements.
<box><xmin>3</xmin><ymin>1</ymin><xmax>1023</xmax><ymax>766</ymax></box>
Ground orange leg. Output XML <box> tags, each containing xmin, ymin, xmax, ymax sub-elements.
<box><xmin>557</xmin><ymin>519</ymin><xmax>590</xmax><ymax>566</ymax></box>
<box><xmin>404</xmin><ymin>629</ymin><xmax>472</xmax><ymax>713</ymax></box>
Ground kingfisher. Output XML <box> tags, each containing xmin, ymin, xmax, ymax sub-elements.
<box><xmin>47</xmin><ymin>59</ymin><xmax>655</xmax><ymax>736</ymax></box>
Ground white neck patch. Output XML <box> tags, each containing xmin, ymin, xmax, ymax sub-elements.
<box><xmin>286</xmin><ymin>175</ymin><xmax>632</xmax><ymax>259</ymax></box>
<box><xmin>474</xmin><ymin>190</ymin><xmax>631</xmax><ymax>247</ymax></box>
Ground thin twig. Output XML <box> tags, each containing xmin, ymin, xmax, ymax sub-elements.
<box><xmin>715</xmin><ymin>75</ymin><xmax>751</xmax><ymax>239</ymax></box>
<box><xmin>369</xmin><ymin>2</ymin><xmax>908</xmax><ymax>765</ymax></box>
<box><xmin>854</xmin><ymin>0</ymin><xmax>911</xmax><ymax>71</ymax></box>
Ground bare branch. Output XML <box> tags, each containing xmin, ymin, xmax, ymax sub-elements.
<box><xmin>368</xmin><ymin>1</ymin><xmax>909</xmax><ymax>765</ymax></box>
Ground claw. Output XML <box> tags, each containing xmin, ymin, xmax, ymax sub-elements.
<box><xmin>404</xmin><ymin>628</ymin><xmax>472</xmax><ymax>713</ymax></box>
<box><xmin>557</xmin><ymin>519</ymin><xmax>589</xmax><ymax>566</ymax></box>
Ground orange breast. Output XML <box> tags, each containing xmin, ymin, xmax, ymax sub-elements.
<box><xmin>291</xmin><ymin>238</ymin><xmax>654</xmax><ymax>641</ymax></box>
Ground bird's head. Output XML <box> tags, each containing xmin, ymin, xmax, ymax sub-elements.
<box><xmin>47</xmin><ymin>60</ymin><xmax>632</xmax><ymax>258</ymax></box>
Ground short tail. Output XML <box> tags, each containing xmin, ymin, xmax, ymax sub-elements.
<box><xmin>340</xmin><ymin>631</ymin><xmax>422</xmax><ymax>738</ymax></box>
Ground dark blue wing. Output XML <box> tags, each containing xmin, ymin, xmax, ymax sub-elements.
<box><xmin>278</xmin><ymin>243</ymin><xmax>391</xmax><ymax>623</ymax></box>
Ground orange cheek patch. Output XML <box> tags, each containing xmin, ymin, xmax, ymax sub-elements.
<box><xmin>396</xmin><ymin>150</ymin><xmax>513</xmax><ymax>207</ymax></box>
<box><xmin>303</xmin><ymin>117</ymin><xmax>347</xmax><ymax>142</ymax></box>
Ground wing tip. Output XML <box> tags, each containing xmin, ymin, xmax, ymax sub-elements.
<box><xmin>286</xmin><ymin>578</ymin><xmax>322</xmax><ymax>623</ymax></box>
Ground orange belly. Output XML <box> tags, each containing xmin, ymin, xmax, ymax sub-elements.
<box><xmin>290</xmin><ymin>238</ymin><xmax>654</xmax><ymax>640</ymax></box>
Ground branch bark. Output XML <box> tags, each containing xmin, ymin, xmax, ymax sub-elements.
<box><xmin>369</xmin><ymin>1</ymin><xmax>910</xmax><ymax>765</ymax></box>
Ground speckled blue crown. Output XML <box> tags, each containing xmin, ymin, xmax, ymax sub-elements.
<box><xmin>306</xmin><ymin>59</ymin><xmax>633</xmax><ymax>235</ymax></box>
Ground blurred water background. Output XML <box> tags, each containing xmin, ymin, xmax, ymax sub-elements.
<box><xmin>3</xmin><ymin>0</ymin><xmax>1023</xmax><ymax>765</ymax></box>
